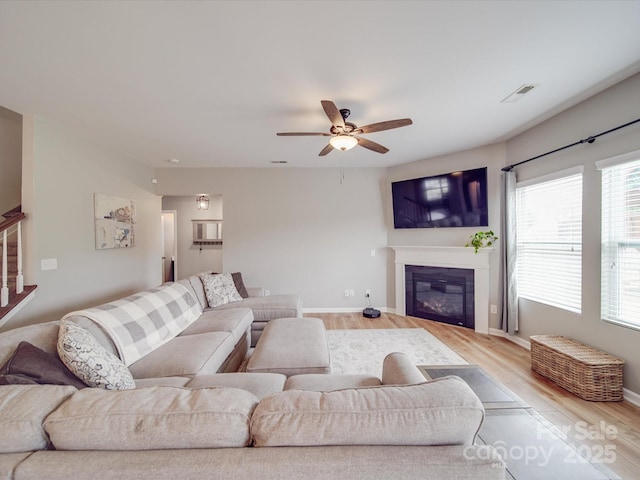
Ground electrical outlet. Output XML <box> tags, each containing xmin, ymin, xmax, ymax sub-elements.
<box><xmin>365</xmin><ymin>289</ymin><xmax>371</xmax><ymax>297</ymax></box>
<box><xmin>344</xmin><ymin>289</ymin><xmax>350</xmax><ymax>297</ymax></box>
<box><xmin>349</xmin><ymin>289</ymin><xmax>355</xmax><ymax>297</ymax></box>
<box><xmin>490</xmin><ymin>304</ymin><xmax>497</xmax><ymax>314</ymax></box>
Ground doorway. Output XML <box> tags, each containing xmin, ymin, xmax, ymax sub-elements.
<box><xmin>161</xmin><ymin>211</ymin><xmax>177</xmax><ymax>283</ymax></box>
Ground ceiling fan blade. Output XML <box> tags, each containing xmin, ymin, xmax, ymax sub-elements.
<box><xmin>277</xmin><ymin>132</ymin><xmax>332</xmax><ymax>136</ymax></box>
<box><xmin>321</xmin><ymin>100</ymin><xmax>345</xmax><ymax>129</ymax></box>
<box><xmin>356</xmin><ymin>118</ymin><xmax>413</xmax><ymax>134</ymax></box>
<box><xmin>356</xmin><ymin>137</ymin><xmax>389</xmax><ymax>154</ymax></box>
<box><xmin>318</xmin><ymin>144</ymin><xmax>334</xmax><ymax>156</ymax></box>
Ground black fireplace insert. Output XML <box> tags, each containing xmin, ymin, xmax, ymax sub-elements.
<box><xmin>405</xmin><ymin>265</ymin><xmax>474</xmax><ymax>329</ymax></box>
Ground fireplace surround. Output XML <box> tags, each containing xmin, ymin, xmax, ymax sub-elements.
<box><xmin>405</xmin><ymin>265</ymin><xmax>475</xmax><ymax>328</ymax></box>
<box><xmin>391</xmin><ymin>246</ymin><xmax>492</xmax><ymax>334</ymax></box>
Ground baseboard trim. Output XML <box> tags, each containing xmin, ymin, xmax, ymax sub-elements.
<box><xmin>623</xmin><ymin>387</ymin><xmax>640</xmax><ymax>407</ymax></box>
<box><xmin>488</xmin><ymin>329</ymin><xmax>640</xmax><ymax>406</ymax></box>
<box><xmin>303</xmin><ymin>307</ymin><xmax>395</xmax><ymax>314</ymax></box>
<box><xmin>489</xmin><ymin>328</ymin><xmax>531</xmax><ymax>350</ymax></box>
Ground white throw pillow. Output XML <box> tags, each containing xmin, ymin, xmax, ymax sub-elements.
<box><xmin>57</xmin><ymin>321</ymin><xmax>135</xmax><ymax>390</ymax></box>
<box><xmin>200</xmin><ymin>273</ymin><xmax>243</xmax><ymax>308</ymax></box>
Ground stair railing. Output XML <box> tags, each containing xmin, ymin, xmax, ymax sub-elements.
<box><xmin>1</xmin><ymin>213</ymin><xmax>25</xmax><ymax>307</ymax></box>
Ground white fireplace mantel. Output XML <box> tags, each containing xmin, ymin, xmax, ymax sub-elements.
<box><xmin>390</xmin><ymin>246</ymin><xmax>493</xmax><ymax>334</ymax></box>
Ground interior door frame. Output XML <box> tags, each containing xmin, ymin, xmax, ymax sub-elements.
<box><xmin>161</xmin><ymin>210</ymin><xmax>178</xmax><ymax>282</ymax></box>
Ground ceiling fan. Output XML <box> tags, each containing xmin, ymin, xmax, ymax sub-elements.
<box><xmin>277</xmin><ymin>100</ymin><xmax>413</xmax><ymax>156</ymax></box>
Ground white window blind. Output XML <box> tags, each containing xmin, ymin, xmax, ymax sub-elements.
<box><xmin>516</xmin><ymin>169</ymin><xmax>583</xmax><ymax>313</ymax></box>
<box><xmin>598</xmin><ymin>154</ymin><xmax>640</xmax><ymax>330</ymax></box>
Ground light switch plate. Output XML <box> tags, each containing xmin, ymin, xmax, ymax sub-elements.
<box><xmin>41</xmin><ymin>258</ymin><xmax>58</xmax><ymax>271</ymax></box>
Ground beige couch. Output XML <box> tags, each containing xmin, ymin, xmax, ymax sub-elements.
<box><xmin>0</xmin><ymin>278</ymin><xmax>505</xmax><ymax>479</ymax></box>
<box><xmin>0</xmin><ymin>356</ymin><xmax>505</xmax><ymax>480</ymax></box>
<box><xmin>0</xmin><ymin>274</ymin><xmax>301</xmax><ymax>391</ymax></box>
<box><xmin>179</xmin><ymin>273</ymin><xmax>303</xmax><ymax>347</ymax></box>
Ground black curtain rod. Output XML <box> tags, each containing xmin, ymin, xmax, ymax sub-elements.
<box><xmin>501</xmin><ymin>117</ymin><xmax>640</xmax><ymax>172</ymax></box>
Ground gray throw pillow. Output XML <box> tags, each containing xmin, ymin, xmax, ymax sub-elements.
<box><xmin>0</xmin><ymin>374</ymin><xmax>39</xmax><ymax>385</ymax></box>
<box><xmin>0</xmin><ymin>341</ymin><xmax>86</xmax><ymax>389</ymax></box>
<box><xmin>231</xmin><ymin>272</ymin><xmax>249</xmax><ymax>298</ymax></box>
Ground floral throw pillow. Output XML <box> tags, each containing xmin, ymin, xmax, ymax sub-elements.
<box><xmin>57</xmin><ymin>321</ymin><xmax>135</xmax><ymax>390</ymax></box>
<box><xmin>200</xmin><ymin>273</ymin><xmax>243</xmax><ymax>308</ymax></box>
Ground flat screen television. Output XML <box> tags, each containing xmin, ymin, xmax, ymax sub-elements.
<box><xmin>391</xmin><ymin>167</ymin><xmax>488</xmax><ymax>229</ymax></box>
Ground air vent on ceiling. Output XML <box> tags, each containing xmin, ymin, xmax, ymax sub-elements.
<box><xmin>501</xmin><ymin>84</ymin><xmax>539</xmax><ymax>103</ymax></box>
<box><xmin>270</xmin><ymin>160</ymin><xmax>288</xmax><ymax>164</ymax></box>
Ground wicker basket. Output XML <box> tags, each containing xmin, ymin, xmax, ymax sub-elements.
<box><xmin>530</xmin><ymin>335</ymin><xmax>624</xmax><ymax>402</ymax></box>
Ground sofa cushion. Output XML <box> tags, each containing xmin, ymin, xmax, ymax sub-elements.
<box><xmin>128</xmin><ymin>332</ymin><xmax>234</xmax><ymax>378</ymax></box>
<box><xmin>0</xmin><ymin>321</ymin><xmax>60</xmax><ymax>367</ymax></box>
<box><xmin>179</xmin><ymin>308</ymin><xmax>253</xmax><ymax>343</ymax></box>
<box><xmin>0</xmin><ymin>452</ymin><xmax>32</xmax><ymax>478</ymax></box>
<box><xmin>284</xmin><ymin>374</ymin><xmax>381</xmax><ymax>391</ymax></box>
<box><xmin>14</xmin><ymin>445</ymin><xmax>506</xmax><ymax>480</ymax></box>
<box><xmin>200</xmin><ymin>273</ymin><xmax>243</xmax><ymax>308</ymax></box>
<box><xmin>246</xmin><ymin>318</ymin><xmax>330</xmax><ymax>376</ymax></box>
<box><xmin>57</xmin><ymin>321</ymin><xmax>135</xmax><ymax>390</ymax></box>
<box><xmin>0</xmin><ymin>341</ymin><xmax>86</xmax><ymax>389</ymax></box>
<box><xmin>133</xmin><ymin>376</ymin><xmax>192</xmax><ymax>388</ymax></box>
<box><xmin>0</xmin><ymin>374</ymin><xmax>38</xmax><ymax>385</ymax></box>
<box><xmin>251</xmin><ymin>376</ymin><xmax>484</xmax><ymax>447</ymax></box>
<box><xmin>381</xmin><ymin>352</ymin><xmax>429</xmax><ymax>385</ymax></box>
<box><xmin>0</xmin><ymin>385</ymin><xmax>77</xmax><ymax>453</ymax></box>
<box><xmin>212</xmin><ymin>294</ymin><xmax>302</xmax><ymax>321</ymax></box>
<box><xmin>187</xmin><ymin>373</ymin><xmax>286</xmax><ymax>400</ymax></box>
<box><xmin>180</xmin><ymin>277</ymin><xmax>208</xmax><ymax>311</ymax></box>
<box><xmin>44</xmin><ymin>386</ymin><xmax>259</xmax><ymax>450</ymax></box>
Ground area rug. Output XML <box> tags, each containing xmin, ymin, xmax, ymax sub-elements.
<box><xmin>326</xmin><ymin>328</ymin><xmax>467</xmax><ymax>377</ymax></box>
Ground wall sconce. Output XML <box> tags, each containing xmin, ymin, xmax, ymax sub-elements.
<box><xmin>196</xmin><ymin>195</ymin><xmax>209</xmax><ymax>210</ymax></box>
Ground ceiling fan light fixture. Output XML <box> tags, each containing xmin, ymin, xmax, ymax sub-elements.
<box><xmin>330</xmin><ymin>135</ymin><xmax>358</xmax><ymax>151</ymax></box>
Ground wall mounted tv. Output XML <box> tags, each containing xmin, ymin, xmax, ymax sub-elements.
<box><xmin>391</xmin><ymin>167</ymin><xmax>488</xmax><ymax>229</ymax></box>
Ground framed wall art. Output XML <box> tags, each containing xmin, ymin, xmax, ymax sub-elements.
<box><xmin>94</xmin><ymin>193</ymin><xmax>136</xmax><ymax>249</ymax></box>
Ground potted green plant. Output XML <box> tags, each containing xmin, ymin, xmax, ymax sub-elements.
<box><xmin>466</xmin><ymin>230</ymin><xmax>498</xmax><ymax>253</ymax></box>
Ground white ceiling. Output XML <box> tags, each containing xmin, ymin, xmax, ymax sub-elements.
<box><xmin>1</xmin><ymin>0</ymin><xmax>640</xmax><ymax>169</ymax></box>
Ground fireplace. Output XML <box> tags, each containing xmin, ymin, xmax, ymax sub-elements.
<box><xmin>391</xmin><ymin>246</ymin><xmax>492</xmax><ymax>334</ymax></box>
<box><xmin>405</xmin><ymin>265</ymin><xmax>474</xmax><ymax>328</ymax></box>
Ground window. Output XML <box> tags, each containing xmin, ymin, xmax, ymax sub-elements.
<box><xmin>515</xmin><ymin>167</ymin><xmax>583</xmax><ymax>313</ymax></box>
<box><xmin>597</xmin><ymin>151</ymin><xmax>640</xmax><ymax>330</ymax></box>
<box><xmin>421</xmin><ymin>178</ymin><xmax>448</xmax><ymax>202</ymax></box>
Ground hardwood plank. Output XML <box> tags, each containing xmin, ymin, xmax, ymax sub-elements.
<box><xmin>310</xmin><ymin>311</ymin><xmax>640</xmax><ymax>479</ymax></box>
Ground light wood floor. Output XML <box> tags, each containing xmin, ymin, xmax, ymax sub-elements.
<box><xmin>311</xmin><ymin>311</ymin><xmax>640</xmax><ymax>480</ymax></box>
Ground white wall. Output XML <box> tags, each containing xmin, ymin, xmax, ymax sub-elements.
<box><xmin>161</xmin><ymin>195</ymin><xmax>224</xmax><ymax>278</ymax></box>
<box><xmin>0</xmin><ymin>106</ymin><xmax>22</xmax><ymax>216</ymax></box>
<box><xmin>386</xmin><ymin>143</ymin><xmax>506</xmax><ymax>328</ymax></box>
<box><xmin>3</xmin><ymin>115</ymin><xmax>162</xmax><ymax>330</ymax></box>
<box><xmin>506</xmin><ymin>73</ymin><xmax>640</xmax><ymax>394</ymax></box>
<box><xmin>154</xmin><ymin>168</ymin><xmax>388</xmax><ymax>311</ymax></box>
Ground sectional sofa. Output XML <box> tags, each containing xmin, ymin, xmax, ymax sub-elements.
<box><xmin>0</xmin><ymin>274</ymin><xmax>505</xmax><ymax>479</ymax></box>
